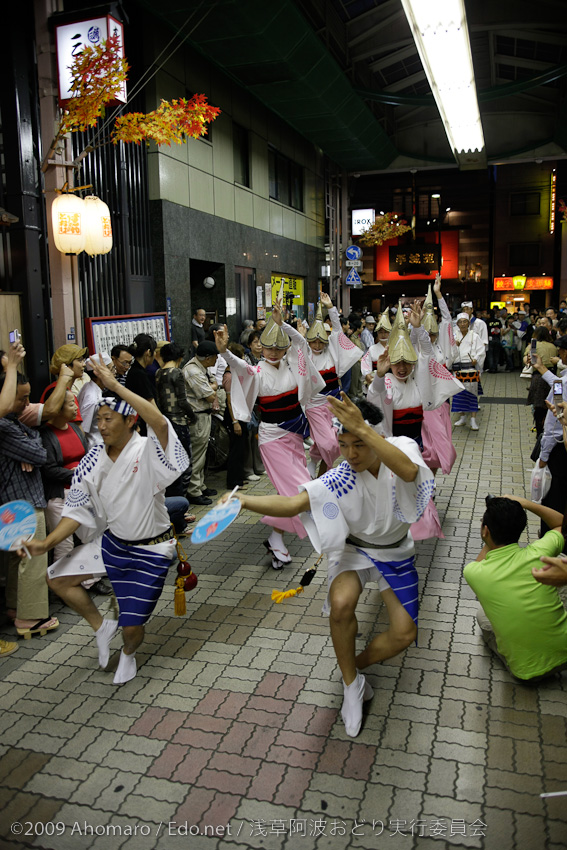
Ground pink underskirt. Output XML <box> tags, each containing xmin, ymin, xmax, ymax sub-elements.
<box><xmin>411</xmin><ymin>498</ymin><xmax>445</xmax><ymax>541</ymax></box>
<box><xmin>421</xmin><ymin>403</ymin><xmax>457</xmax><ymax>474</ymax></box>
<box><xmin>259</xmin><ymin>432</ymin><xmax>309</xmax><ymax>538</ymax></box>
<box><xmin>307</xmin><ymin>405</ymin><xmax>340</xmax><ymax>467</ymax></box>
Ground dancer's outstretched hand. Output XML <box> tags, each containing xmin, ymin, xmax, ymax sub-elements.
<box><xmin>213</xmin><ymin>325</ymin><xmax>229</xmax><ymax>354</ymax></box>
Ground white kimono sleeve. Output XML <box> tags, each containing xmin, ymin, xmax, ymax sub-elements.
<box><xmin>388</xmin><ymin>437</ymin><xmax>435</xmax><ymax>523</ymax></box>
<box><xmin>326</xmin><ymin>307</ymin><xmax>362</xmax><ymax>378</ymax></box>
<box><xmin>437</xmin><ymin>296</ymin><xmax>458</xmax><ymax>367</ymax></box>
<box><xmin>367</xmin><ymin>374</ymin><xmax>394</xmax><ymax>436</ymax></box>
<box><xmin>298</xmin><ymin>478</ymin><xmax>349</xmax><ymax>555</ymax></box>
<box><xmin>146</xmin><ymin>420</ymin><xmax>190</xmax><ymax>490</ymax></box>
<box><xmin>63</xmin><ymin>445</ymin><xmax>109</xmax><ymax>543</ymax></box>
<box><xmin>222</xmin><ymin>348</ymin><xmax>261</xmax><ymax>423</ymax></box>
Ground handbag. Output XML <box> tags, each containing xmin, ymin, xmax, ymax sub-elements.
<box><xmin>520</xmin><ymin>364</ymin><xmax>533</xmax><ymax>379</ymax></box>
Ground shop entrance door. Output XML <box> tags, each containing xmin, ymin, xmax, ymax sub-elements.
<box><xmin>234</xmin><ymin>266</ymin><xmax>256</xmax><ymax>329</ymax></box>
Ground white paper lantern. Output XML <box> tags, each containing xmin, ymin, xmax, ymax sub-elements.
<box><xmin>83</xmin><ymin>195</ymin><xmax>113</xmax><ymax>256</ymax></box>
<box><xmin>51</xmin><ymin>192</ymin><xmax>86</xmax><ymax>255</ymax></box>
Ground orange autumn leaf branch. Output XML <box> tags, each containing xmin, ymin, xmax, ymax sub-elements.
<box><xmin>48</xmin><ymin>35</ymin><xmax>220</xmax><ymax>167</ymax></box>
<box><xmin>113</xmin><ymin>96</ymin><xmax>221</xmax><ymax>146</ymax></box>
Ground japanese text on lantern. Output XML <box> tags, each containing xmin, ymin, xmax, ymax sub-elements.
<box><xmin>57</xmin><ymin>212</ymin><xmax>82</xmax><ymax>235</ymax></box>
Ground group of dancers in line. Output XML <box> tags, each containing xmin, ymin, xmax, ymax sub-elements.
<box><xmin>217</xmin><ymin>276</ymin><xmax>465</xmax><ymax>561</ymax></box>
<box><xmin>23</xmin><ymin>279</ymin><xmax>468</xmax><ymax>737</ymax></box>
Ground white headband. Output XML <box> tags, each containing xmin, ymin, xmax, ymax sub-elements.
<box><xmin>456</xmin><ymin>313</ymin><xmax>470</xmax><ymax>322</ymax></box>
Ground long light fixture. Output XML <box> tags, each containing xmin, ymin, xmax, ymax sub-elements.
<box><xmin>401</xmin><ymin>0</ymin><xmax>485</xmax><ymax>160</ymax></box>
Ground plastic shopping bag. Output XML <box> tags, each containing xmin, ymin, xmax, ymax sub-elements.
<box><xmin>530</xmin><ymin>462</ymin><xmax>552</xmax><ymax>503</ymax></box>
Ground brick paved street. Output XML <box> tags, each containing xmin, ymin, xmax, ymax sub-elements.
<box><xmin>1</xmin><ymin>373</ymin><xmax>566</xmax><ymax>850</ymax></box>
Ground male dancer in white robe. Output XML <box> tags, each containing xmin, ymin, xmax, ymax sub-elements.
<box><xmin>22</xmin><ymin>357</ymin><xmax>189</xmax><ymax>684</ymax></box>
<box><xmin>223</xmin><ymin>393</ymin><xmax>434</xmax><ymax>738</ymax></box>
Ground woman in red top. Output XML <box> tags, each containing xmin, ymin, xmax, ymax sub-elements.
<box><xmin>41</xmin><ymin>391</ymin><xmax>88</xmax><ymax>560</ymax></box>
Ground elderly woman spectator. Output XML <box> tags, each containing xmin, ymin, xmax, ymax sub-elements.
<box><xmin>39</xmin><ymin>344</ymin><xmax>89</xmax><ymax>420</ymax></box>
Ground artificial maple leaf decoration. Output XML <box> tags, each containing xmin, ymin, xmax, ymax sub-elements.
<box><xmin>113</xmin><ymin>96</ymin><xmax>221</xmax><ymax>146</ymax></box>
<box><xmin>359</xmin><ymin>213</ymin><xmax>412</xmax><ymax>247</ymax></box>
<box><xmin>53</xmin><ymin>36</ymin><xmax>220</xmax><ymax>152</ymax></box>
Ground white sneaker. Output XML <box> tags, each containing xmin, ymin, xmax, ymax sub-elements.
<box><xmin>341</xmin><ymin>672</ymin><xmax>373</xmax><ymax>738</ymax></box>
<box><xmin>454</xmin><ymin>416</ymin><xmax>467</xmax><ymax>427</ymax></box>
<box><xmin>470</xmin><ymin>418</ymin><xmax>479</xmax><ymax>431</ymax></box>
<box><xmin>246</xmin><ymin>474</ymin><xmax>261</xmax><ymax>481</ymax></box>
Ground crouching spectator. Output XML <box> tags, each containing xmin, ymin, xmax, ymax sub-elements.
<box><xmin>464</xmin><ymin>495</ymin><xmax>567</xmax><ymax>681</ymax></box>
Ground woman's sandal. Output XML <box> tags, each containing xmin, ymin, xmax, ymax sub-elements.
<box><xmin>16</xmin><ymin>617</ymin><xmax>60</xmax><ymax>639</ymax></box>
<box><xmin>263</xmin><ymin>540</ymin><xmax>292</xmax><ymax>565</ymax></box>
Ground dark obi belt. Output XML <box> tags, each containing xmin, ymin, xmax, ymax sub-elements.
<box><xmin>258</xmin><ymin>388</ymin><xmax>303</xmax><ymax>424</ymax></box>
<box><xmin>319</xmin><ymin>367</ymin><xmax>340</xmax><ymax>397</ymax></box>
<box><xmin>392</xmin><ymin>405</ymin><xmax>424</xmax><ymax>442</ymax></box>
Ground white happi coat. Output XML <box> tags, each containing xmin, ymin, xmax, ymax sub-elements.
<box><xmin>48</xmin><ymin>421</ymin><xmax>189</xmax><ymax>580</ymax></box>
<box><xmin>429</xmin><ymin>296</ymin><xmax>459</xmax><ymax>368</ymax></box>
<box><xmin>454</xmin><ymin>329</ymin><xmax>486</xmax><ymax>373</ymax></box>
<box><xmin>299</xmin><ymin>437</ymin><xmax>434</xmax><ymax>612</ymax></box>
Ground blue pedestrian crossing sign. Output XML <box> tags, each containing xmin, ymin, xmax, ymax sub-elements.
<box><xmin>346</xmin><ymin>268</ymin><xmax>362</xmax><ymax>286</ymax></box>
<box><xmin>345</xmin><ymin>245</ymin><xmax>362</xmax><ymax>261</ymax></box>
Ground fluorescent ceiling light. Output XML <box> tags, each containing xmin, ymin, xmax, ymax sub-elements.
<box><xmin>401</xmin><ymin>0</ymin><xmax>484</xmax><ymax>156</ymax></box>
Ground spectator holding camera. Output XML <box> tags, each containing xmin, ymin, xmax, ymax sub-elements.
<box><xmin>464</xmin><ymin>495</ymin><xmax>567</xmax><ymax>681</ymax></box>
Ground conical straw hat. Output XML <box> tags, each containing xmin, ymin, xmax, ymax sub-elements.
<box><xmin>260</xmin><ymin>316</ymin><xmax>290</xmax><ymax>349</ymax></box>
<box><xmin>306</xmin><ymin>303</ymin><xmax>329</xmax><ymax>343</ymax></box>
<box><xmin>388</xmin><ymin>301</ymin><xmax>417</xmax><ymax>364</ymax></box>
<box><xmin>421</xmin><ymin>285</ymin><xmax>439</xmax><ymax>334</ymax></box>
<box><xmin>376</xmin><ymin>312</ymin><xmax>392</xmax><ymax>332</ymax></box>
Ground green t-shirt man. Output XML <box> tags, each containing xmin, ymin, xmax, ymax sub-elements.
<box><xmin>464</xmin><ymin>529</ymin><xmax>567</xmax><ymax>680</ymax></box>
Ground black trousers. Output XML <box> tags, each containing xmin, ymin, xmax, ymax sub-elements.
<box><xmin>540</xmin><ymin>442</ymin><xmax>567</xmax><ymax>535</ymax></box>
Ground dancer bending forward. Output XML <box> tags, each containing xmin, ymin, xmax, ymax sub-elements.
<box><xmin>226</xmin><ymin>393</ymin><xmax>434</xmax><ymax>737</ymax></box>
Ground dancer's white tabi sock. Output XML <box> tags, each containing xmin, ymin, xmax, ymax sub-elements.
<box><xmin>95</xmin><ymin>618</ymin><xmax>119</xmax><ymax>668</ymax></box>
<box><xmin>341</xmin><ymin>672</ymin><xmax>373</xmax><ymax>738</ymax></box>
<box><xmin>113</xmin><ymin>650</ymin><xmax>137</xmax><ymax>684</ymax></box>
<box><xmin>267</xmin><ymin>530</ymin><xmax>291</xmax><ymax>561</ymax></box>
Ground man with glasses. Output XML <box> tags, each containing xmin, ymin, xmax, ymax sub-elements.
<box><xmin>111</xmin><ymin>345</ymin><xmax>134</xmax><ymax>386</ymax></box>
